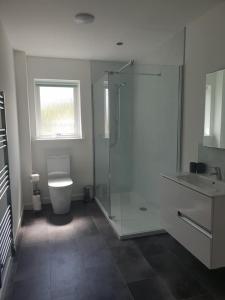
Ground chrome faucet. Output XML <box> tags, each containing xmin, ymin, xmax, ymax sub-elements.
<box><xmin>209</xmin><ymin>166</ymin><xmax>222</xmax><ymax>180</ymax></box>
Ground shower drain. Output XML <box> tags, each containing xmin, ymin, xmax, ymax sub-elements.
<box><xmin>139</xmin><ymin>207</ymin><xmax>147</xmax><ymax>211</ymax></box>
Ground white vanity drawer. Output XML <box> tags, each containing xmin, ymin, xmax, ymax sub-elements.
<box><xmin>170</xmin><ymin>212</ymin><xmax>212</xmax><ymax>268</ymax></box>
<box><xmin>160</xmin><ymin>177</ymin><xmax>213</xmax><ymax>231</ymax></box>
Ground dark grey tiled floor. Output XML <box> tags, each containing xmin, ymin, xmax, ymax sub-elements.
<box><xmin>5</xmin><ymin>201</ymin><xmax>225</xmax><ymax>300</ymax></box>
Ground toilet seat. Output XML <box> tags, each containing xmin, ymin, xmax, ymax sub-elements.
<box><xmin>48</xmin><ymin>177</ymin><xmax>73</xmax><ymax>188</ymax></box>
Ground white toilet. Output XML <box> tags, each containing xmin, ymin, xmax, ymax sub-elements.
<box><xmin>47</xmin><ymin>155</ymin><xmax>73</xmax><ymax>214</ymax></box>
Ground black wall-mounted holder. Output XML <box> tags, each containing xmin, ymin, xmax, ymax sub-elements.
<box><xmin>0</xmin><ymin>91</ymin><xmax>15</xmax><ymax>288</ymax></box>
<box><xmin>189</xmin><ymin>162</ymin><xmax>197</xmax><ymax>173</ymax></box>
<box><xmin>189</xmin><ymin>162</ymin><xmax>207</xmax><ymax>174</ymax></box>
<box><xmin>196</xmin><ymin>162</ymin><xmax>207</xmax><ymax>174</ymax></box>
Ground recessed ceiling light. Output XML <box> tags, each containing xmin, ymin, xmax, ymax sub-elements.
<box><xmin>116</xmin><ymin>42</ymin><xmax>123</xmax><ymax>46</ymax></box>
<box><xmin>74</xmin><ymin>13</ymin><xmax>95</xmax><ymax>24</ymax></box>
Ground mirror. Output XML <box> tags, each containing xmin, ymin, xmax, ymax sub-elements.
<box><xmin>203</xmin><ymin>69</ymin><xmax>225</xmax><ymax>148</ymax></box>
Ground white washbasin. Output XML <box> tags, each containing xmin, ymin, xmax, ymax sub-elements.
<box><xmin>162</xmin><ymin>173</ymin><xmax>225</xmax><ymax>197</ymax></box>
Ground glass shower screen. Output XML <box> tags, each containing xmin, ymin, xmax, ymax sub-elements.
<box><xmin>93</xmin><ymin>73</ymin><xmax>111</xmax><ymax>216</ymax></box>
<box><xmin>93</xmin><ymin>65</ymin><xmax>181</xmax><ymax>238</ymax></box>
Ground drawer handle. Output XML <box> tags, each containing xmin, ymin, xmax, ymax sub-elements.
<box><xmin>177</xmin><ymin>210</ymin><xmax>212</xmax><ymax>239</ymax></box>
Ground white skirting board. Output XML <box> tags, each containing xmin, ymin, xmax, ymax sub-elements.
<box><xmin>24</xmin><ymin>193</ymin><xmax>83</xmax><ymax>210</ymax></box>
<box><xmin>14</xmin><ymin>209</ymin><xmax>24</xmax><ymax>248</ymax></box>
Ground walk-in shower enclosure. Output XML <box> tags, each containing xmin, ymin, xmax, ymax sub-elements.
<box><xmin>93</xmin><ymin>64</ymin><xmax>182</xmax><ymax>239</ymax></box>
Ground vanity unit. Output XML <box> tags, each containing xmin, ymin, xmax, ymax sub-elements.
<box><xmin>160</xmin><ymin>173</ymin><xmax>225</xmax><ymax>269</ymax></box>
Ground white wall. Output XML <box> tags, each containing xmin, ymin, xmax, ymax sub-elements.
<box><xmin>14</xmin><ymin>50</ymin><xmax>33</xmax><ymax>207</ymax></box>
<box><xmin>0</xmin><ymin>21</ymin><xmax>22</xmax><ymax>237</ymax></box>
<box><xmin>144</xmin><ymin>30</ymin><xmax>184</xmax><ymax>66</ymax></box>
<box><xmin>12</xmin><ymin>58</ymin><xmax>125</xmax><ymax>208</ymax></box>
<box><xmin>27</xmin><ymin>56</ymin><xmax>93</xmax><ymax>203</ymax></box>
<box><xmin>182</xmin><ymin>2</ymin><xmax>225</xmax><ymax>170</ymax></box>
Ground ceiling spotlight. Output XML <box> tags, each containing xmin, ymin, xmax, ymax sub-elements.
<box><xmin>116</xmin><ymin>42</ymin><xmax>123</xmax><ymax>46</ymax></box>
<box><xmin>74</xmin><ymin>13</ymin><xmax>95</xmax><ymax>24</ymax></box>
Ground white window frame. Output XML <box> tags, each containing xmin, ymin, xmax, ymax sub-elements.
<box><xmin>34</xmin><ymin>79</ymin><xmax>82</xmax><ymax>140</ymax></box>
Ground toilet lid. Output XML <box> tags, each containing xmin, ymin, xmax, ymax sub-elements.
<box><xmin>48</xmin><ymin>177</ymin><xmax>73</xmax><ymax>188</ymax></box>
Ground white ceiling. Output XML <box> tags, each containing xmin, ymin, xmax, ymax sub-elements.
<box><xmin>0</xmin><ymin>0</ymin><xmax>223</xmax><ymax>61</ymax></box>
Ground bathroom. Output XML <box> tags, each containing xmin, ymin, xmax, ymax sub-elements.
<box><xmin>0</xmin><ymin>0</ymin><xmax>225</xmax><ymax>299</ymax></box>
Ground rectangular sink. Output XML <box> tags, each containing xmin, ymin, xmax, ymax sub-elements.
<box><xmin>162</xmin><ymin>173</ymin><xmax>225</xmax><ymax>197</ymax></box>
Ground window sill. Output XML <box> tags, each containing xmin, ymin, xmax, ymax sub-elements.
<box><xmin>34</xmin><ymin>137</ymin><xmax>84</xmax><ymax>141</ymax></box>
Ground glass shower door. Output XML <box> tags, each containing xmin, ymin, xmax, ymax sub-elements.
<box><xmin>93</xmin><ymin>73</ymin><xmax>111</xmax><ymax>216</ymax></box>
<box><xmin>108</xmin><ymin>66</ymin><xmax>181</xmax><ymax>237</ymax></box>
<box><xmin>108</xmin><ymin>73</ymin><xmax>134</xmax><ymax>234</ymax></box>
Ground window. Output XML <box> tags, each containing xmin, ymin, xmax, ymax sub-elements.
<box><xmin>35</xmin><ymin>80</ymin><xmax>82</xmax><ymax>139</ymax></box>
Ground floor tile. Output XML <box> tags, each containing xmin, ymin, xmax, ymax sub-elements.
<box><xmin>21</xmin><ymin>223</ymin><xmax>49</xmax><ymax>246</ymax></box>
<box><xmin>85</xmin><ymin>265</ymin><xmax>131</xmax><ymax>299</ymax></box>
<box><xmin>76</xmin><ymin>233</ymin><xmax>108</xmax><ymax>254</ymax></box>
<box><xmin>53</xmin><ymin>294</ymin><xmax>76</xmax><ymax>300</ymax></box>
<box><xmin>185</xmin><ymin>295</ymin><xmax>215</xmax><ymax>300</ymax></box>
<box><xmin>135</xmin><ymin>233</ymin><xmax>179</xmax><ymax>257</ymax></box>
<box><xmin>89</xmin><ymin>285</ymin><xmax>133</xmax><ymax>300</ymax></box>
<box><xmin>85</xmin><ymin>264</ymin><xmax>126</xmax><ymax>285</ymax></box>
<box><xmin>192</xmin><ymin>267</ymin><xmax>225</xmax><ymax>299</ymax></box>
<box><xmin>14</xmin><ymin>244</ymin><xmax>50</xmax><ymax>283</ymax></box>
<box><xmin>48</xmin><ymin>224</ymin><xmax>79</xmax><ymax>253</ymax></box>
<box><xmin>169</xmin><ymin>239</ymin><xmax>203</xmax><ymax>271</ymax></box>
<box><xmin>83</xmin><ymin>248</ymin><xmax>115</xmax><ymax>268</ymax></box>
<box><xmin>9</xmin><ymin>278</ymin><xmax>51</xmax><ymax>300</ymax></box>
<box><xmin>111</xmin><ymin>243</ymin><xmax>155</xmax><ymax>283</ymax></box>
<box><xmin>147</xmin><ymin>251</ymin><xmax>206</xmax><ymax>299</ymax></box>
<box><xmin>129</xmin><ymin>277</ymin><xmax>175</xmax><ymax>300</ymax></box>
<box><xmin>71</xmin><ymin>215</ymin><xmax>99</xmax><ymax>238</ymax></box>
<box><xmin>168</xmin><ymin>241</ymin><xmax>225</xmax><ymax>299</ymax></box>
<box><xmin>50</xmin><ymin>251</ymin><xmax>85</xmax><ymax>297</ymax></box>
